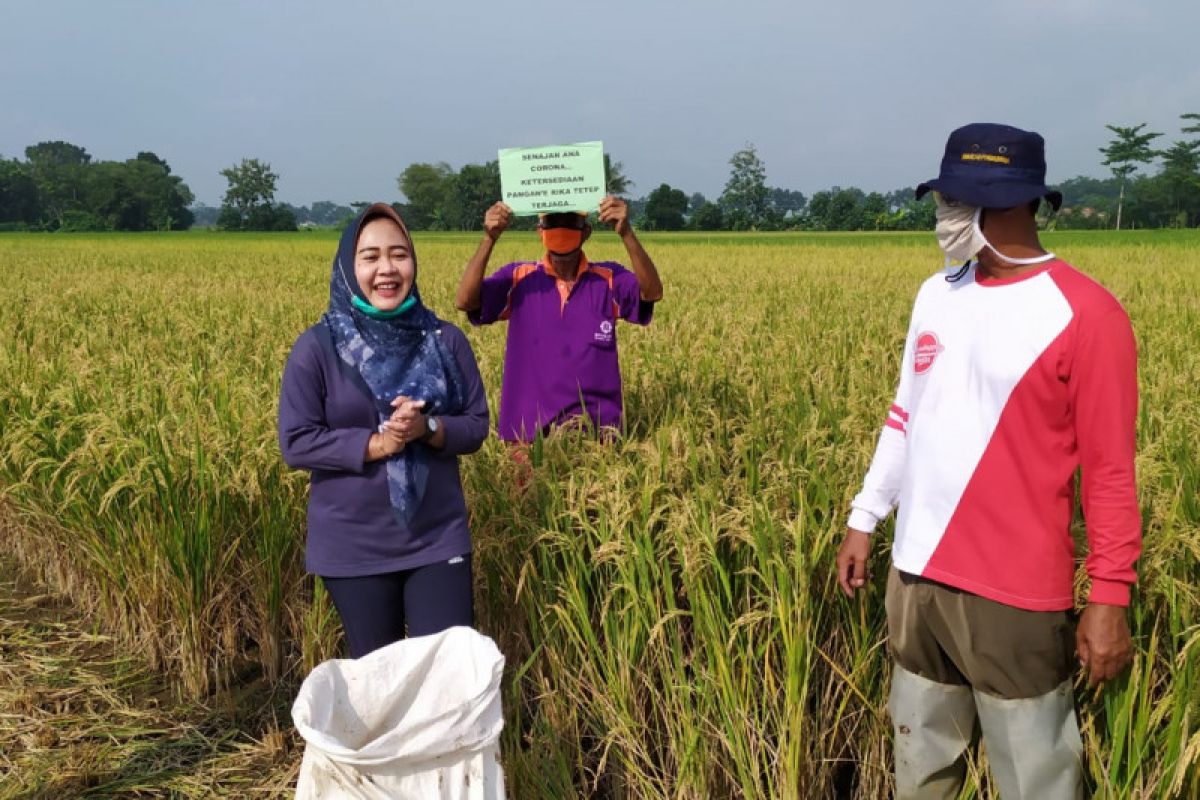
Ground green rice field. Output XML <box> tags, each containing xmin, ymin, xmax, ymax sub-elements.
<box><xmin>1</xmin><ymin>229</ymin><xmax>1197</xmax><ymax>798</ymax></box>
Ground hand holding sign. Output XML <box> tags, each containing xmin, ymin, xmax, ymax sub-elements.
<box><xmin>598</xmin><ymin>196</ymin><xmax>631</xmax><ymax>237</ymax></box>
<box><xmin>498</xmin><ymin>141</ymin><xmax>606</xmax><ymax>216</ymax></box>
<box><xmin>483</xmin><ymin>202</ymin><xmax>512</xmax><ymax>242</ymax></box>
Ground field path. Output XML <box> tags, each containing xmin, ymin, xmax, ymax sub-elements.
<box><xmin>0</xmin><ymin>554</ymin><xmax>298</xmax><ymax>798</ymax></box>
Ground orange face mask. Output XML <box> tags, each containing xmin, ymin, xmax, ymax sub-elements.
<box><xmin>540</xmin><ymin>227</ymin><xmax>583</xmax><ymax>254</ymax></box>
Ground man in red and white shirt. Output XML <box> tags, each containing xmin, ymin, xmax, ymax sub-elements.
<box><xmin>836</xmin><ymin>123</ymin><xmax>1140</xmax><ymax>799</ymax></box>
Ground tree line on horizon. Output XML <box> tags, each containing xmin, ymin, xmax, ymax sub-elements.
<box><xmin>0</xmin><ymin>142</ymin><xmax>194</xmax><ymax>232</ymax></box>
<box><xmin>3</xmin><ymin>114</ymin><xmax>1197</xmax><ymax>233</ymax></box>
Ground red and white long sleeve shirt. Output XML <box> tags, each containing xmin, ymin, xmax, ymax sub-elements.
<box><xmin>848</xmin><ymin>260</ymin><xmax>1140</xmax><ymax>611</ymax></box>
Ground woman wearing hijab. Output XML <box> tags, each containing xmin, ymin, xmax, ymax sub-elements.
<box><xmin>279</xmin><ymin>203</ymin><xmax>488</xmax><ymax>658</ymax></box>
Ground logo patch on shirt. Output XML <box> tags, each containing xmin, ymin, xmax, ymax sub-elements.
<box><xmin>594</xmin><ymin>319</ymin><xmax>614</xmax><ymax>343</ymax></box>
<box><xmin>914</xmin><ymin>331</ymin><xmax>944</xmax><ymax>374</ymax></box>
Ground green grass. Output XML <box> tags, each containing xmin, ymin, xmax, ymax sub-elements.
<box><xmin>1</xmin><ymin>229</ymin><xmax>1198</xmax><ymax>797</ymax></box>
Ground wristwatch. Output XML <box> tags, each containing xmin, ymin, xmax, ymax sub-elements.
<box><xmin>420</xmin><ymin>415</ymin><xmax>440</xmax><ymax>442</ymax></box>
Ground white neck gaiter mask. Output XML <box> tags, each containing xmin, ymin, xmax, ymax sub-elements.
<box><xmin>934</xmin><ymin>192</ymin><xmax>1055</xmax><ymax>270</ymax></box>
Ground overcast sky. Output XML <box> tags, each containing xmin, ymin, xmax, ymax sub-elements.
<box><xmin>3</xmin><ymin>1</ymin><xmax>1197</xmax><ymax>207</ymax></box>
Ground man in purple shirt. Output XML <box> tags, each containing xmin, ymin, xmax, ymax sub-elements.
<box><xmin>455</xmin><ymin>196</ymin><xmax>663</xmax><ymax>442</ymax></box>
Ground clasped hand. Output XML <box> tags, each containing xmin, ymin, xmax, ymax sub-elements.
<box><xmin>377</xmin><ymin>396</ymin><xmax>429</xmax><ymax>455</ymax></box>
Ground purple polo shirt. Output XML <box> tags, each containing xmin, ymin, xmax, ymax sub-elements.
<box><xmin>469</xmin><ymin>254</ymin><xmax>654</xmax><ymax>442</ymax></box>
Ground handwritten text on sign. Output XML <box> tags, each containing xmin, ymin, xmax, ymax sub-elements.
<box><xmin>498</xmin><ymin>141</ymin><xmax>605</xmax><ymax>216</ymax></box>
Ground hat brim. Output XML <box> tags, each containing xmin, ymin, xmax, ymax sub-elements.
<box><xmin>916</xmin><ymin>178</ymin><xmax>1062</xmax><ymax>211</ymax></box>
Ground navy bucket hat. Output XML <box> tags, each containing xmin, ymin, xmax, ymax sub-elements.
<box><xmin>916</xmin><ymin>123</ymin><xmax>1063</xmax><ymax>210</ymax></box>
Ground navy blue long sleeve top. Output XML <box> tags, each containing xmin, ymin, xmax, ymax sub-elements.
<box><xmin>278</xmin><ymin>320</ymin><xmax>488</xmax><ymax>577</ymax></box>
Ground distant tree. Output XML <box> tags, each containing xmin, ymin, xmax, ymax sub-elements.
<box><xmin>190</xmin><ymin>204</ymin><xmax>221</xmax><ymax>228</ymax></box>
<box><xmin>128</xmin><ymin>152</ymin><xmax>194</xmax><ymax>230</ymax></box>
<box><xmin>604</xmin><ymin>154</ymin><xmax>631</xmax><ymax>196</ymax></box>
<box><xmin>720</xmin><ymin>143</ymin><xmax>769</xmax><ymax>229</ymax></box>
<box><xmin>620</xmin><ymin>194</ymin><xmax>645</xmax><ymax>225</ymax></box>
<box><xmin>397</xmin><ymin>162</ymin><xmax>454</xmax><ymax>230</ymax></box>
<box><xmin>688</xmin><ymin>201</ymin><xmax>724</xmax><ymax>231</ymax></box>
<box><xmin>901</xmin><ymin>196</ymin><xmax>937</xmax><ymax>231</ymax></box>
<box><xmin>1049</xmin><ymin>175</ymin><xmax>1117</xmax><ymax>230</ymax></box>
<box><xmin>135</xmin><ymin>151</ymin><xmax>171</xmax><ymax>172</ymax></box>
<box><xmin>221</xmin><ymin>159</ymin><xmax>279</xmax><ymax>212</ymax></box>
<box><xmin>767</xmin><ymin>187</ymin><xmax>806</xmax><ymax>219</ymax></box>
<box><xmin>689</xmin><ymin>192</ymin><xmax>707</xmax><ymax>213</ymax></box>
<box><xmin>218</xmin><ymin>158</ymin><xmax>291</xmax><ymax>230</ymax></box>
<box><xmin>381</xmin><ymin>202</ymin><xmax>408</xmax><ymax>229</ymax></box>
<box><xmin>642</xmin><ymin>183</ymin><xmax>689</xmax><ymax>230</ymax></box>
<box><xmin>1100</xmin><ymin>123</ymin><xmax>1162</xmax><ymax>230</ymax></box>
<box><xmin>82</xmin><ymin>161</ymin><xmax>135</xmax><ymax>230</ymax></box>
<box><xmin>25</xmin><ymin>140</ymin><xmax>92</xmax><ymax>228</ymax></box>
<box><xmin>1159</xmin><ymin>140</ymin><xmax>1200</xmax><ymax>180</ymax></box>
<box><xmin>218</xmin><ymin>159</ymin><xmax>294</xmax><ymax>231</ymax></box>
<box><xmin>826</xmin><ymin>188</ymin><xmax>866</xmax><ymax>230</ymax></box>
<box><xmin>882</xmin><ymin>188</ymin><xmax>912</xmax><ymax>211</ymax></box>
<box><xmin>444</xmin><ymin>161</ymin><xmax>501</xmax><ymax>230</ymax></box>
<box><xmin>25</xmin><ymin>141</ymin><xmax>91</xmax><ymax>168</ymax></box>
<box><xmin>0</xmin><ymin>159</ymin><xmax>39</xmax><ymax>226</ymax></box>
<box><xmin>862</xmin><ymin>192</ymin><xmax>888</xmax><ymax>230</ymax></box>
<box><xmin>1182</xmin><ymin>113</ymin><xmax>1200</xmax><ymax>137</ymax></box>
<box><xmin>278</xmin><ymin>202</ymin><xmax>310</xmax><ymax>225</ymax></box>
<box><xmin>247</xmin><ymin>204</ymin><xmax>297</xmax><ymax>231</ymax></box>
<box><xmin>804</xmin><ymin>191</ymin><xmax>832</xmax><ymax>230</ymax></box>
<box><xmin>1160</xmin><ymin>113</ymin><xmax>1200</xmax><ymax>226</ymax></box>
<box><xmin>215</xmin><ymin>207</ymin><xmax>240</xmax><ymax>230</ymax></box>
<box><xmin>1154</xmin><ymin>139</ymin><xmax>1200</xmax><ymax>227</ymax></box>
<box><xmin>307</xmin><ymin>200</ymin><xmax>354</xmax><ymax>226</ymax></box>
<box><xmin>18</xmin><ymin>149</ymin><xmax>194</xmax><ymax>232</ymax></box>
<box><xmin>1053</xmin><ymin>175</ymin><xmax>1119</xmax><ymax>207</ymax></box>
<box><xmin>305</xmin><ymin>201</ymin><xmax>329</xmax><ymax>225</ymax></box>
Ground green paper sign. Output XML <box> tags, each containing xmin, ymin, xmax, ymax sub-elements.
<box><xmin>498</xmin><ymin>141</ymin><xmax>606</xmax><ymax>216</ymax></box>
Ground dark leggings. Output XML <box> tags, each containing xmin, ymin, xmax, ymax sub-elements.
<box><xmin>321</xmin><ymin>553</ymin><xmax>474</xmax><ymax>659</ymax></box>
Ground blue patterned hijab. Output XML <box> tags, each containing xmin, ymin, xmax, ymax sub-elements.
<box><xmin>322</xmin><ymin>203</ymin><xmax>466</xmax><ymax>524</ymax></box>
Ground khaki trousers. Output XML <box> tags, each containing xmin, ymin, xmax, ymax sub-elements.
<box><xmin>885</xmin><ymin>567</ymin><xmax>1083</xmax><ymax>800</ymax></box>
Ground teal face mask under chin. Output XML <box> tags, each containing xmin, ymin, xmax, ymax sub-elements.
<box><xmin>352</xmin><ymin>292</ymin><xmax>417</xmax><ymax>319</ymax></box>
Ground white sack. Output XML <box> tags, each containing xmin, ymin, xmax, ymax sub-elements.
<box><xmin>292</xmin><ymin>626</ymin><xmax>506</xmax><ymax>799</ymax></box>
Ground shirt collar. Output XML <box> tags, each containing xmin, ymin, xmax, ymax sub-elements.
<box><xmin>541</xmin><ymin>252</ymin><xmax>590</xmax><ymax>280</ymax></box>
